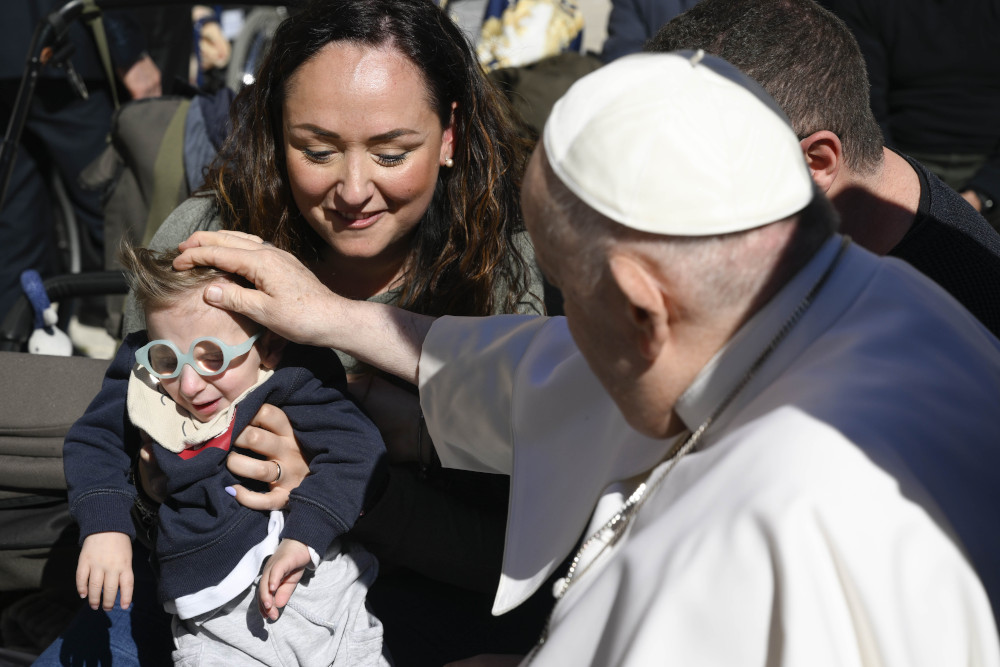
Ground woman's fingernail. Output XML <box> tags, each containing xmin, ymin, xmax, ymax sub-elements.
<box><xmin>225</xmin><ymin>486</ymin><xmax>237</xmax><ymax>497</ymax></box>
<box><xmin>206</xmin><ymin>285</ymin><xmax>222</xmax><ymax>302</ymax></box>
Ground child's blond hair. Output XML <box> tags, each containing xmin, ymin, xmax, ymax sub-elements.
<box><xmin>119</xmin><ymin>239</ymin><xmax>251</xmax><ymax>312</ymax></box>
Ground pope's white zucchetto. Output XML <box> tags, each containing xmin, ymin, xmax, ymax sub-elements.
<box><xmin>542</xmin><ymin>51</ymin><xmax>815</xmax><ymax>236</ymax></box>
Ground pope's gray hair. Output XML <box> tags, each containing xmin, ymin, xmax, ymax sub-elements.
<box><xmin>540</xmin><ymin>176</ymin><xmax>837</xmax><ymax>317</ymax></box>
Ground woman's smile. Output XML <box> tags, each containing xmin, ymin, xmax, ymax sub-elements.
<box><xmin>283</xmin><ymin>42</ymin><xmax>454</xmax><ymax>267</ymax></box>
<box><xmin>332</xmin><ymin>209</ymin><xmax>386</xmax><ymax>230</ymax></box>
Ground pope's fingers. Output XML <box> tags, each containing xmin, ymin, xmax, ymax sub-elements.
<box><xmin>201</xmin><ymin>279</ymin><xmax>269</xmax><ymax>324</ymax></box>
<box><xmin>215</xmin><ymin>229</ymin><xmax>266</xmax><ymax>245</ymax></box>
<box><xmin>172</xmin><ymin>243</ymin><xmax>264</xmax><ymax>284</ymax></box>
<box><xmin>177</xmin><ymin>229</ymin><xmax>270</xmax><ymax>252</ymax></box>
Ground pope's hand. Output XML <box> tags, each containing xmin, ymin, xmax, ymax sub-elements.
<box><xmin>174</xmin><ymin>231</ymin><xmax>344</xmax><ymax>348</ymax></box>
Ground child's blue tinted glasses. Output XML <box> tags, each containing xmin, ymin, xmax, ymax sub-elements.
<box><xmin>134</xmin><ymin>332</ymin><xmax>261</xmax><ymax>379</ymax></box>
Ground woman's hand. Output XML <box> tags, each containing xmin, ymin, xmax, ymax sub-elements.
<box><xmin>227</xmin><ymin>403</ymin><xmax>309</xmax><ymax>510</ymax></box>
<box><xmin>174</xmin><ymin>231</ymin><xmax>343</xmax><ymax>348</ymax></box>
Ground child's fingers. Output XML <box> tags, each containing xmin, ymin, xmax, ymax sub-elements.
<box><xmin>119</xmin><ymin>569</ymin><xmax>135</xmax><ymax>610</ymax></box>
<box><xmin>75</xmin><ymin>562</ymin><xmax>91</xmax><ymax>599</ymax></box>
<box><xmin>87</xmin><ymin>569</ymin><xmax>106</xmax><ymax>610</ymax></box>
<box><xmin>267</xmin><ymin>558</ymin><xmax>288</xmax><ymax>595</ymax></box>
<box><xmin>273</xmin><ymin>578</ymin><xmax>298</xmax><ymax>612</ymax></box>
<box><xmin>101</xmin><ymin>572</ymin><xmax>119</xmax><ymax>611</ymax></box>
<box><xmin>258</xmin><ymin>558</ymin><xmax>276</xmax><ymax>619</ymax></box>
<box><xmin>264</xmin><ymin>559</ymin><xmax>288</xmax><ymax>621</ymax></box>
<box><xmin>270</xmin><ymin>556</ymin><xmax>306</xmax><ymax>615</ymax></box>
<box><xmin>257</xmin><ymin>586</ymin><xmax>273</xmax><ymax>619</ymax></box>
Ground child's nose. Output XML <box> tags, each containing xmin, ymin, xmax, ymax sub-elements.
<box><xmin>178</xmin><ymin>364</ymin><xmax>206</xmax><ymax>396</ymax></box>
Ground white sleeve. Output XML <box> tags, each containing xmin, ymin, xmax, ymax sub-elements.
<box><xmin>418</xmin><ymin>314</ymin><xmax>558</xmax><ymax>475</ymax></box>
<box><xmin>419</xmin><ymin>313</ymin><xmax>676</xmax><ymax>615</ymax></box>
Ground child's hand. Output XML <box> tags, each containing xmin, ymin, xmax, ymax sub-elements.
<box><xmin>76</xmin><ymin>532</ymin><xmax>133</xmax><ymax>611</ymax></box>
<box><xmin>258</xmin><ymin>538</ymin><xmax>312</xmax><ymax>621</ymax></box>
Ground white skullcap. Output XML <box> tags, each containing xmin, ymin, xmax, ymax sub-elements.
<box><xmin>542</xmin><ymin>51</ymin><xmax>815</xmax><ymax>236</ymax></box>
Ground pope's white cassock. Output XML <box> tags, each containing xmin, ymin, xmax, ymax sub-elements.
<box><xmin>419</xmin><ymin>236</ymin><xmax>1000</xmax><ymax>665</ymax></box>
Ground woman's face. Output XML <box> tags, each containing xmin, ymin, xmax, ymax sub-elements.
<box><xmin>282</xmin><ymin>42</ymin><xmax>455</xmax><ymax>267</ymax></box>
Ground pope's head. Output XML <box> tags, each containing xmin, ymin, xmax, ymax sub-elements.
<box><xmin>522</xmin><ymin>52</ymin><xmax>837</xmax><ymax>438</ymax></box>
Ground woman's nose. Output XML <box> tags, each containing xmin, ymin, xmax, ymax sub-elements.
<box><xmin>178</xmin><ymin>364</ymin><xmax>206</xmax><ymax>397</ymax></box>
<box><xmin>336</xmin><ymin>151</ymin><xmax>374</xmax><ymax>206</ymax></box>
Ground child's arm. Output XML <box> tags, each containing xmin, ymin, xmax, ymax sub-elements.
<box><xmin>65</xmin><ymin>333</ymin><xmax>149</xmax><ymax>539</ymax></box>
<box><xmin>76</xmin><ymin>532</ymin><xmax>134</xmax><ymax>611</ymax></box>
<box><xmin>65</xmin><ymin>335</ymin><xmax>149</xmax><ymax>611</ymax></box>
<box><xmin>257</xmin><ymin>538</ymin><xmax>312</xmax><ymax>621</ymax></box>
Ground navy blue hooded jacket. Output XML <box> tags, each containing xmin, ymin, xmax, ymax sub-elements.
<box><xmin>64</xmin><ymin>332</ymin><xmax>387</xmax><ymax>603</ymax></box>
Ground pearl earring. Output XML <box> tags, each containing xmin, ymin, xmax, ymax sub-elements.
<box><xmin>444</xmin><ymin>157</ymin><xmax>454</xmax><ymax>168</ymax></box>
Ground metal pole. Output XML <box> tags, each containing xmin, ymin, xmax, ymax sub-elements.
<box><xmin>0</xmin><ymin>0</ymin><xmax>298</xmax><ymax>209</ymax></box>
<box><xmin>0</xmin><ymin>1</ymin><xmax>87</xmax><ymax>209</ymax></box>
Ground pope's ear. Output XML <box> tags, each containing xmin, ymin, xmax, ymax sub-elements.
<box><xmin>257</xmin><ymin>331</ymin><xmax>287</xmax><ymax>369</ymax></box>
<box><xmin>800</xmin><ymin>130</ymin><xmax>843</xmax><ymax>193</ymax></box>
<box><xmin>608</xmin><ymin>253</ymin><xmax>669</xmax><ymax>361</ymax></box>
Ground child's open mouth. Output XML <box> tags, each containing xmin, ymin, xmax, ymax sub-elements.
<box><xmin>191</xmin><ymin>398</ymin><xmax>221</xmax><ymax>417</ymax></box>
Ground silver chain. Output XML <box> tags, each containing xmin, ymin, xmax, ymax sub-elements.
<box><xmin>525</xmin><ymin>236</ymin><xmax>851</xmax><ymax>663</ymax></box>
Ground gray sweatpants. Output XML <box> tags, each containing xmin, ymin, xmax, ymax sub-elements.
<box><xmin>171</xmin><ymin>540</ymin><xmax>390</xmax><ymax>666</ymax></box>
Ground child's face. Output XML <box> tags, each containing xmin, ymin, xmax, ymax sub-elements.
<box><xmin>145</xmin><ymin>291</ymin><xmax>265</xmax><ymax>422</ymax></box>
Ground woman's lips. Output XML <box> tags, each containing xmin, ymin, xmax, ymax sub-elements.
<box><xmin>335</xmin><ymin>210</ymin><xmax>384</xmax><ymax>229</ymax></box>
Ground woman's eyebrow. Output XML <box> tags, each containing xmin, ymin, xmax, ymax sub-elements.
<box><xmin>289</xmin><ymin>125</ymin><xmax>418</xmax><ymax>142</ymax></box>
<box><xmin>369</xmin><ymin>129</ymin><xmax>418</xmax><ymax>142</ymax></box>
<box><xmin>289</xmin><ymin>123</ymin><xmax>338</xmax><ymax>138</ymax></box>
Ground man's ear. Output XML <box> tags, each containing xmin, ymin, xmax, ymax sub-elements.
<box><xmin>257</xmin><ymin>331</ymin><xmax>287</xmax><ymax>370</ymax></box>
<box><xmin>800</xmin><ymin>130</ymin><xmax>843</xmax><ymax>193</ymax></box>
<box><xmin>608</xmin><ymin>253</ymin><xmax>670</xmax><ymax>361</ymax></box>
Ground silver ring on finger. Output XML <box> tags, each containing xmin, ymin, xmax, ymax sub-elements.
<box><xmin>271</xmin><ymin>461</ymin><xmax>282</xmax><ymax>483</ymax></box>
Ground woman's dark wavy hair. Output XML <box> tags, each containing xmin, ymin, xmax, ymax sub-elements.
<box><xmin>202</xmin><ymin>0</ymin><xmax>535</xmax><ymax>316</ymax></box>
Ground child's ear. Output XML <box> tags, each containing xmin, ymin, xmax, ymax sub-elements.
<box><xmin>258</xmin><ymin>331</ymin><xmax>287</xmax><ymax>369</ymax></box>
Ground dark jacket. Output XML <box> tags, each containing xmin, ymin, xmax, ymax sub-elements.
<box><xmin>819</xmin><ymin>0</ymin><xmax>1000</xmax><ymax>208</ymax></box>
<box><xmin>64</xmin><ymin>332</ymin><xmax>387</xmax><ymax>602</ymax></box>
<box><xmin>890</xmin><ymin>153</ymin><xmax>1000</xmax><ymax>337</ymax></box>
<box><xmin>0</xmin><ymin>2</ymin><xmax>147</xmax><ymax>80</ymax></box>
